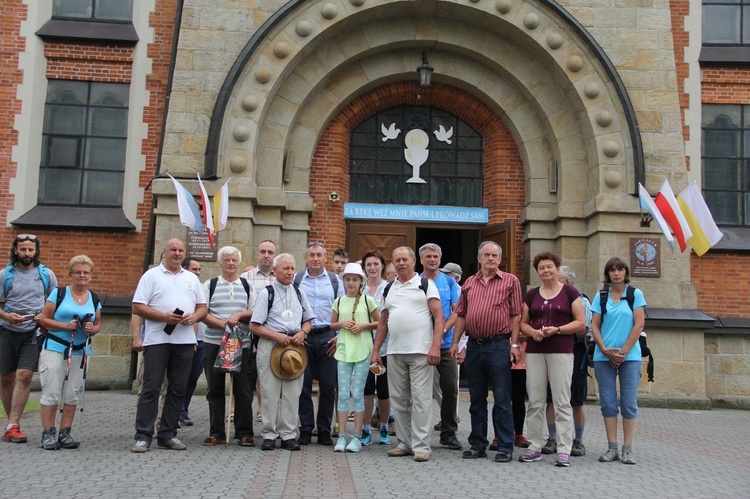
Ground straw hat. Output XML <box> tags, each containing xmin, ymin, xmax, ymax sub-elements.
<box><xmin>270</xmin><ymin>343</ymin><xmax>308</xmax><ymax>380</ymax></box>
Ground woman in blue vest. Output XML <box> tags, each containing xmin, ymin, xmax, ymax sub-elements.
<box><xmin>39</xmin><ymin>255</ymin><xmax>101</xmax><ymax>450</ymax></box>
<box><xmin>589</xmin><ymin>256</ymin><xmax>646</xmax><ymax>465</ymax></box>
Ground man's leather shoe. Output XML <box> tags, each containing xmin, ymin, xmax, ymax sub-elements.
<box><xmin>318</xmin><ymin>432</ymin><xmax>333</xmax><ymax>446</ymax></box>
<box><xmin>298</xmin><ymin>431</ymin><xmax>312</xmax><ymax>446</ymax></box>
<box><xmin>387</xmin><ymin>445</ymin><xmax>413</xmax><ymax>457</ymax></box>
<box><xmin>260</xmin><ymin>439</ymin><xmax>275</xmax><ymax>450</ymax></box>
<box><xmin>281</xmin><ymin>439</ymin><xmax>300</xmax><ymax>451</ymax></box>
<box><xmin>414</xmin><ymin>451</ymin><xmax>430</xmax><ymax>462</ymax></box>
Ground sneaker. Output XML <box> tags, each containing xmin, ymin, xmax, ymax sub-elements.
<box><xmin>439</xmin><ymin>434</ymin><xmax>463</xmax><ymax>450</ymax></box>
<box><xmin>555</xmin><ymin>452</ymin><xmax>571</xmax><ymax>467</ymax></box>
<box><xmin>599</xmin><ymin>448</ymin><xmax>620</xmax><ymax>462</ymax></box>
<box><xmin>378</xmin><ymin>426</ymin><xmax>390</xmax><ymax>445</ymax></box>
<box><xmin>541</xmin><ymin>437</ymin><xmax>557</xmax><ymax>455</ymax></box>
<box><xmin>179</xmin><ymin>416</ymin><xmax>193</xmax><ymax>427</ymax></box>
<box><xmin>57</xmin><ymin>427</ymin><xmax>80</xmax><ymax>449</ymax></box>
<box><xmin>131</xmin><ymin>440</ymin><xmax>150</xmax><ymax>453</ymax></box>
<box><xmin>360</xmin><ymin>428</ymin><xmax>373</xmax><ymax>446</ymax></box>
<box><xmin>514</xmin><ymin>434</ymin><xmax>530</xmax><ymax>448</ymax></box>
<box><xmin>621</xmin><ymin>449</ymin><xmax>637</xmax><ymax>465</ymax></box>
<box><xmin>518</xmin><ymin>449</ymin><xmax>542</xmax><ymax>462</ymax></box>
<box><xmin>571</xmin><ymin>439</ymin><xmax>586</xmax><ymax>456</ymax></box>
<box><xmin>334</xmin><ymin>435</ymin><xmax>347</xmax><ymax>452</ymax></box>
<box><xmin>157</xmin><ymin>437</ymin><xmax>187</xmax><ymax>450</ymax></box>
<box><xmin>3</xmin><ymin>423</ymin><xmax>27</xmax><ymax>443</ymax></box>
<box><xmin>41</xmin><ymin>427</ymin><xmax>59</xmax><ymax>451</ymax></box>
<box><xmin>346</xmin><ymin>435</ymin><xmax>362</xmax><ymax>453</ymax></box>
<box><xmin>489</xmin><ymin>437</ymin><xmax>499</xmax><ymax>451</ymax></box>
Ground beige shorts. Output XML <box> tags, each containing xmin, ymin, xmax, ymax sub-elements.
<box><xmin>39</xmin><ymin>349</ymin><xmax>84</xmax><ymax>406</ymax></box>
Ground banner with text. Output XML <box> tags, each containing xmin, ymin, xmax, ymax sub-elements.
<box><xmin>344</xmin><ymin>203</ymin><xmax>488</xmax><ymax>224</ymax></box>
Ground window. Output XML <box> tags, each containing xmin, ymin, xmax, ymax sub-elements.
<box><xmin>40</xmin><ymin>80</ymin><xmax>129</xmax><ymax>207</ymax></box>
<box><xmin>702</xmin><ymin>104</ymin><xmax>750</xmax><ymax>226</ymax></box>
<box><xmin>350</xmin><ymin>106</ymin><xmax>483</xmax><ymax>206</ymax></box>
<box><xmin>703</xmin><ymin>0</ymin><xmax>750</xmax><ymax>44</ymax></box>
<box><xmin>52</xmin><ymin>0</ymin><xmax>132</xmax><ymax>22</ymax></box>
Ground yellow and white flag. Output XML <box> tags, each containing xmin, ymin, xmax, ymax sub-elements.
<box><xmin>212</xmin><ymin>179</ymin><xmax>230</xmax><ymax>232</ymax></box>
<box><xmin>676</xmin><ymin>182</ymin><xmax>724</xmax><ymax>256</ymax></box>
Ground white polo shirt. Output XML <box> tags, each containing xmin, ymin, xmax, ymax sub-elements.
<box><xmin>133</xmin><ymin>263</ymin><xmax>206</xmax><ymax>346</ymax></box>
<box><xmin>382</xmin><ymin>273</ymin><xmax>439</xmax><ymax>355</ymax></box>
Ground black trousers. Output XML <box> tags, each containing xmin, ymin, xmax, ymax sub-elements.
<box><xmin>203</xmin><ymin>343</ymin><xmax>254</xmax><ymax>439</ymax></box>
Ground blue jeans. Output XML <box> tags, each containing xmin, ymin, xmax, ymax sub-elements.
<box><xmin>465</xmin><ymin>338</ymin><xmax>514</xmax><ymax>454</ymax></box>
<box><xmin>299</xmin><ymin>328</ymin><xmax>337</xmax><ymax>434</ymax></box>
<box><xmin>594</xmin><ymin>361</ymin><xmax>642</xmax><ymax>419</ymax></box>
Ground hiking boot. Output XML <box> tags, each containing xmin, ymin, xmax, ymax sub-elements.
<box><xmin>621</xmin><ymin>449</ymin><xmax>637</xmax><ymax>465</ymax></box>
<box><xmin>41</xmin><ymin>427</ymin><xmax>59</xmax><ymax>450</ymax></box>
<box><xmin>514</xmin><ymin>434</ymin><xmax>530</xmax><ymax>448</ymax></box>
<box><xmin>346</xmin><ymin>435</ymin><xmax>362</xmax><ymax>453</ymax></box>
<box><xmin>157</xmin><ymin>437</ymin><xmax>187</xmax><ymax>450</ymax></box>
<box><xmin>131</xmin><ymin>440</ymin><xmax>150</xmax><ymax>453</ymax></box>
<box><xmin>360</xmin><ymin>428</ymin><xmax>373</xmax><ymax>446</ymax></box>
<box><xmin>518</xmin><ymin>449</ymin><xmax>542</xmax><ymax>462</ymax></box>
<box><xmin>439</xmin><ymin>434</ymin><xmax>463</xmax><ymax>450</ymax></box>
<box><xmin>599</xmin><ymin>448</ymin><xmax>620</xmax><ymax>462</ymax></box>
<box><xmin>541</xmin><ymin>437</ymin><xmax>557</xmax><ymax>454</ymax></box>
<box><xmin>571</xmin><ymin>439</ymin><xmax>585</xmax><ymax>456</ymax></box>
<box><xmin>378</xmin><ymin>425</ymin><xmax>390</xmax><ymax>445</ymax></box>
<box><xmin>489</xmin><ymin>437</ymin><xmax>499</xmax><ymax>451</ymax></box>
<box><xmin>555</xmin><ymin>452</ymin><xmax>571</xmax><ymax>467</ymax></box>
<box><xmin>57</xmin><ymin>427</ymin><xmax>80</xmax><ymax>449</ymax></box>
<box><xmin>4</xmin><ymin>423</ymin><xmax>28</xmax><ymax>443</ymax></box>
<box><xmin>334</xmin><ymin>435</ymin><xmax>347</xmax><ymax>452</ymax></box>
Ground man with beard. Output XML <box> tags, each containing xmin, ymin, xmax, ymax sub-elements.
<box><xmin>0</xmin><ymin>235</ymin><xmax>58</xmax><ymax>444</ymax></box>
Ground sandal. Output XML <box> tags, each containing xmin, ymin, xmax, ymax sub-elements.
<box><xmin>462</xmin><ymin>448</ymin><xmax>487</xmax><ymax>459</ymax></box>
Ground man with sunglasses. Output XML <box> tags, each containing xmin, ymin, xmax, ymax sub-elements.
<box><xmin>0</xmin><ymin>234</ymin><xmax>58</xmax><ymax>444</ymax></box>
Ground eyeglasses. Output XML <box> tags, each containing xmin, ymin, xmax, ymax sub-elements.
<box><xmin>71</xmin><ymin>271</ymin><xmax>92</xmax><ymax>276</ymax></box>
<box><xmin>15</xmin><ymin>234</ymin><xmax>37</xmax><ymax>242</ymax></box>
<box><xmin>307</xmin><ymin>241</ymin><xmax>324</xmax><ymax>248</ymax></box>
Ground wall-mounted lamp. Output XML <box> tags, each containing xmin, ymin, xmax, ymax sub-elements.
<box><xmin>417</xmin><ymin>51</ymin><xmax>434</xmax><ymax>89</ymax></box>
<box><xmin>328</xmin><ymin>191</ymin><xmax>340</xmax><ymax>202</ymax></box>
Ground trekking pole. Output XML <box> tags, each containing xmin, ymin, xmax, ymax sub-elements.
<box><xmin>77</xmin><ymin>332</ymin><xmax>92</xmax><ymax>442</ymax></box>
<box><xmin>58</xmin><ymin>316</ymin><xmax>77</xmax><ymax>430</ymax></box>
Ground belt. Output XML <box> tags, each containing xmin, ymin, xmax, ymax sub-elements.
<box><xmin>470</xmin><ymin>333</ymin><xmax>509</xmax><ymax>345</ymax></box>
<box><xmin>309</xmin><ymin>327</ymin><xmax>330</xmax><ymax>335</ymax></box>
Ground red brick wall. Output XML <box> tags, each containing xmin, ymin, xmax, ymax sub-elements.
<box><xmin>691</xmin><ymin>253</ymin><xmax>750</xmax><ymax>317</ymax></box>
<box><xmin>308</xmin><ymin>81</ymin><xmax>526</xmax><ymax>280</ymax></box>
<box><xmin>0</xmin><ymin>2</ymin><xmax>178</xmax><ymax>297</ymax></box>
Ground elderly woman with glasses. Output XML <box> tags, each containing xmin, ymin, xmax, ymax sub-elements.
<box><xmin>38</xmin><ymin>255</ymin><xmax>101</xmax><ymax>450</ymax></box>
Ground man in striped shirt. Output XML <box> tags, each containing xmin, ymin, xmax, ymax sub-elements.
<box><xmin>201</xmin><ymin>246</ymin><xmax>257</xmax><ymax>447</ymax></box>
<box><xmin>240</xmin><ymin>240</ymin><xmax>277</xmax><ymax>294</ymax></box>
<box><xmin>451</xmin><ymin>241</ymin><xmax>522</xmax><ymax>463</ymax></box>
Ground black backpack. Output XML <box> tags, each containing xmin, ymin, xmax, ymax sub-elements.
<box><xmin>42</xmin><ymin>287</ymin><xmax>100</xmax><ymax>356</ymax></box>
<box><xmin>208</xmin><ymin>277</ymin><xmax>251</xmax><ymax>301</ymax></box>
<box><xmin>382</xmin><ymin>277</ymin><xmax>430</xmax><ymax>300</ymax></box>
<box><xmin>589</xmin><ymin>285</ymin><xmax>654</xmax><ymax>382</ymax></box>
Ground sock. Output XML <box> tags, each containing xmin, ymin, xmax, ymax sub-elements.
<box><xmin>575</xmin><ymin>425</ymin><xmax>585</xmax><ymax>441</ymax></box>
<box><xmin>608</xmin><ymin>442</ymin><xmax>618</xmax><ymax>450</ymax></box>
<box><xmin>622</xmin><ymin>445</ymin><xmax>633</xmax><ymax>453</ymax></box>
<box><xmin>547</xmin><ymin>424</ymin><xmax>557</xmax><ymax>440</ymax></box>
<box><xmin>381</xmin><ymin>422</ymin><xmax>388</xmax><ymax>431</ymax></box>
<box><xmin>363</xmin><ymin>424</ymin><xmax>371</xmax><ymax>434</ymax></box>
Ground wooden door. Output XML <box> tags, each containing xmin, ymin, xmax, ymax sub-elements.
<box><xmin>480</xmin><ymin>220</ymin><xmax>516</xmax><ymax>275</ymax></box>
<box><xmin>347</xmin><ymin>222</ymin><xmax>416</xmax><ymax>262</ymax></box>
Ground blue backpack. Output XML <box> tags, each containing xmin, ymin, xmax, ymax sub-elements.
<box><xmin>3</xmin><ymin>263</ymin><xmax>51</xmax><ymax>300</ymax></box>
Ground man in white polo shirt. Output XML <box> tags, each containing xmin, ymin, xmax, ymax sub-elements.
<box><xmin>131</xmin><ymin>238</ymin><xmax>207</xmax><ymax>453</ymax></box>
<box><xmin>372</xmin><ymin>246</ymin><xmax>444</xmax><ymax>463</ymax></box>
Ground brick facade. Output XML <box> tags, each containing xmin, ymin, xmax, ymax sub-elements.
<box><xmin>0</xmin><ymin>2</ymin><xmax>178</xmax><ymax>297</ymax></box>
<box><xmin>308</xmin><ymin>81</ymin><xmax>526</xmax><ymax>280</ymax></box>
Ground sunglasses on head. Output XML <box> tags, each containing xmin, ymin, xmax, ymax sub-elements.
<box><xmin>15</xmin><ymin>234</ymin><xmax>37</xmax><ymax>243</ymax></box>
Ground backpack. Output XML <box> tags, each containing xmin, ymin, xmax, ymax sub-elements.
<box><xmin>3</xmin><ymin>262</ymin><xmax>52</xmax><ymax>302</ymax></box>
<box><xmin>42</xmin><ymin>287</ymin><xmax>100</xmax><ymax>356</ymax></box>
<box><xmin>382</xmin><ymin>277</ymin><xmax>430</xmax><ymax>300</ymax></box>
<box><xmin>293</xmin><ymin>270</ymin><xmax>338</xmax><ymax>296</ymax></box>
<box><xmin>208</xmin><ymin>277</ymin><xmax>251</xmax><ymax>301</ymax></box>
<box><xmin>589</xmin><ymin>285</ymin><xmax>654</xmax><ymax>382</ymax></box>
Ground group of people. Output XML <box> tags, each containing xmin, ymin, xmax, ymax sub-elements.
<box><xmin>0</xmin><ymin>233</ymin><xmax>645</xmax><ymax>466</ymax></box>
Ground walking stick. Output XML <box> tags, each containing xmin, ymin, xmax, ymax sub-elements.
<box><xmin>226</xmin><ymin>374</ymin><xmax>234</xmax><ymax>446</ymax></box>
<box><xmin>77</xmin><ymin>332</ymin><xmax>92</xmax><ymax>442</ymax></box>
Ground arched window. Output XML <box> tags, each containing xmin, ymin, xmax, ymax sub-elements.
<box><xmin>349</xmin><ymin>105</ymin><xmax>483</xmax><ymax>206</ymax></box>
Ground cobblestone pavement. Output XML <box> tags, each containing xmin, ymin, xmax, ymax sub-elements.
<box><xmin>1</xmin><ymin>390</ymin><xmax>748</xmax><ymax>498</ymax></box>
